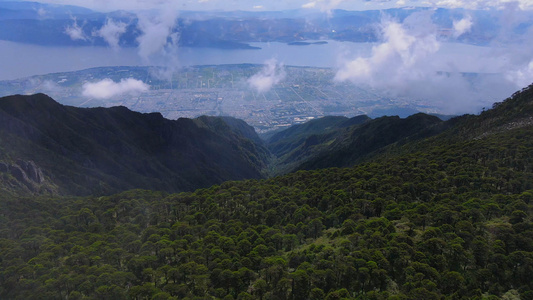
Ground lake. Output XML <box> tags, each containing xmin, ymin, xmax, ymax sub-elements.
<box><xmin>0</xmin><ymin>40</ymin><xmax>503</xmax><ymax>81</ymax></box>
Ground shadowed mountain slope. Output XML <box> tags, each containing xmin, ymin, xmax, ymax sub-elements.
<box><xmin>266</xmin><ymin>112</ymin><xmax>450</xmax><ymax>174</ymax></box>
<box><xmin>0</xmin><ymin>93</ymin><xmax>270</xmax><ymax>195</ymax></box>
<box><xmin>267</xmin><ymin>85</ymin><xmax>533</xmax><ymax>174</ymax></box>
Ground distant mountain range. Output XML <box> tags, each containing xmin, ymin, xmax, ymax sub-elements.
<box><xmin>1</xmin><ymin>1</ymin><xmax>530</xmax><ymax>48</ymax></box>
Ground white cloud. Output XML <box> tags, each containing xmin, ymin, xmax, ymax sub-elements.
<box><xmin>453</xmin><ymin>15</ymin><xmax>473</xmax><ymax>38</ymax></box>
<box><xmin>94</xmin><ymin>19</ymin><xmax>127</xmax><ymax>50</ymax></box>
<box><xmin>20</xmin><ymin>0</ymin><xmax>533</xmax><ymax>12</ymax></box>
<box><xmin>248</xmin><ymin>59</ymin><xmax>286</xmax><ymax>93</ymax></box>
<box><xmin>302</xmin><ymin>2</ymin><xmax>317</xmax><ymax>8</ymax></box>
<box><xmin>253</xmin><ymin>5</ymin><xmax>264</xmax><ymax>9</ymax></box>
<box><xmin>41</xmin><ymin>80</ymin><xmax>63</xmax><ymax>92</ymax></box>
<box><xmin>332</xmin><ymin>6</ymin><xmax>533</xmax><ymax>113</ymax></box>
<box><xmin>334</xmin><ymin>11</ymin><xmax>505</xmax><ymax>114</ymax></box>
<box><xmin>506</xmin><ymin>60</ymin><xmax>533</xmax><ymax>88</ymax></box>
<box><xmin>301</xmin><ymin>0</ymin><xmax>349</xmax><ymax>15</ymax></box>
<box><xmin>491</xmin><ymin>4</ymin><xmax>533</xmax><ymax>88</ymax></box>
<box><xmin>37</xmin><ymin>8</ymin><xmax>48</xmax><ymax>18</ymax></box>
<box><xmin>136</xmin><ymin>9</ymin><xmax>179</xmax><ymax>60</ymax></box>
<box><xmin>336</xmin><ymin>11</ymin><xmax>440</xmax><ymax>87</ymax></box>
<box><xmin>64</xmin><ymin>18</ymin><xmax>87</xmax><ymax>41</ymax></box>
<box><xmin>82</xmin><ymin>78</ymin><xmax>150</xmax><ymax>99</ymax></box>
<box><xmin>432</xmin><ymin>0</ymin><xmax>533</xmax><ymax>10</ymax></box>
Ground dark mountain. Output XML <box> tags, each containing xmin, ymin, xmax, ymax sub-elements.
<box><xmin>296</xmin><ymin>113</ymin><xmax>448</xmax><ymax>171</ymax></box>
<box><xmin>266</xmin><ymin>115</ymin><xmax>369</xmax><ymax>174</ymax></box>
<box><xmin>267</xmin><ymin>85</ymin><xmax>533</xmax><ymax>174</ymax></box>
<box><xmin>368</xmin><ymin>106</ymin><xmax>421</xmax><ymax>118</ymax></box>
<box><xmin>0</xmin><ymin>93</ymin><xmax>270</xmax><ymax>196</ymax></box>
<box><xmin>266</xmin><ymin>112</ymin><xmax>451</xmax><ymax>174</ymax></box>
<box><xmin>267</xmin><ymin>115</ymin><xmax>363</xmax><ymax>146</ymax></box>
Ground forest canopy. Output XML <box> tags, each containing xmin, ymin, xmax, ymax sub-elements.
<box><xmin>1</xmin><ymin>123</ymin><xmax>533</xmax><ymax>299</ymax></box>
<box><xmin>2</xmin><ymin>86</ymin><xmax>533</xmax><ymax>299</ymax></box>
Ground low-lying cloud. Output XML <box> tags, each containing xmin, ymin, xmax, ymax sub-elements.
<box><xmin>136</xmin><ymin>10</ymin><xmax>179</xmax><ymax>60</ymax></box>
<box><xmin>64</xmin><ymin>18</ymin><xmax>87</xmax><ymax>41</ymax></box>
<box><xmin>453</xmin><ymin>15</ymin><xmax>473</xmax><ymax>38</ymax></box>
<box><xmin>82</xmin><ymin>78</ymin><xmax>149</xmax><ymax>99</ymax></box>
<box><xmin>135</xmin><ymin>8</ymin><xmax>180</xmax><ymax>81</ymax></box>
<box><xmin>248</xmin><ymin>59</ymin><xmax>286</xmax><ymax>93</ymax></box>
<box><xmin>94</xmin><ymin>19</ymin><xmax>127</xmax><ymax>50</ymax></box>
<box><xmin>334</xmin><ymin>9</ymin><xmax>533</xmax><ymax>114</ymax></box>
<box><xmin>335</xmin><ymin>11</ymin><xmax>440</xmax><ymax>93</ymax></box>
<box><xmin>359</xmin><ymin>0</ymin><xmax>533</xmax><ymax>10</ymax></box>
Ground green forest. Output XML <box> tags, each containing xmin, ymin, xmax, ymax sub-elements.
<box><xmin>1</xmin><ymin>86</ymin><xmax>533</xmax><ymax>299</ymax></box>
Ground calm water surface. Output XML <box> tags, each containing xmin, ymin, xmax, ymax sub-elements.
<box><xmin>0</xmin><ymin>40</ymin><xmax>500</xmax><ymax>80</ymax></box>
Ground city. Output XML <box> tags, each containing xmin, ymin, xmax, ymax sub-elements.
<box><xmin>0</xmin><ymin>64</ymin><xmax>440</xmax><ymax>132</ymax></box>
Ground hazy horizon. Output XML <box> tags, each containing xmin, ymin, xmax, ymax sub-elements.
<box><xmin>2</xmin><ymin>0</ymin><xmax>533</xmax><ymax>117</ymax></box>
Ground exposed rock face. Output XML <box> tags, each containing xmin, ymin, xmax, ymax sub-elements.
<box><xmin>15</xmin><ymin>160</ymin><xmax>44</xmax><ymax>184</ymax></box>
<box><xmin>1</xmin><ymin>160</ymin><xmax>45</xmax><ymax>191</ymax></box>
<box><xmin>9</xmin><ymin>164</ymin><xmax>28</xmax><ymax>183</ymax></box>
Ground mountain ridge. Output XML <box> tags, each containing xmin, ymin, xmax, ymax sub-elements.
<box><xmin>2</xmin><ymin>84</ymin><xmax>533</xmax><ymax>196</ymax></box>
<box><xmin>0</xmin><ymin>93</ymin><xmax>270</xmax><ymax>196</ymax></box>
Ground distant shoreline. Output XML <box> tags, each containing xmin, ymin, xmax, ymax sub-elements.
<box><xmin>287</xmin><ymin>41</ymin><xmax>329</xmax><ymax>46</ymax></box>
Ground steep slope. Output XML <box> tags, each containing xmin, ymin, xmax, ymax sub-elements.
<box><xmin>269</xmin><ymin>83</ymin><xmax>531</xmax><ymax>173</ymax></box>
<box><xmin>385</xmin><ymin>83</ymin><xmax>533</xmax><ymax>157</ymax></box>
<box><xmin>451</xmin><ymin>84</ymin><xmax>533</xmax><ymax>139</ymax></box>
<box><xmin>0</xmin><ymin>94</ymin><xmax>270</xmax><ymax>195</ymax></box>
<box><xmin>266</xmin><ymin>115</ymin><xmax>370</xmax><ymax>174</ymax></box>
<box><xmin>1</xmin><ymin>86</ymin><xmax>533</xmax><ymax>299</ymax></box>
<box><xmin>267</xmin><ymin>115</ymin><xmax>369</xmax><ymax>156</ymax></box>
<box><xmin>297</xmin><ymin>113</ymin><xmax>448</xmax><ymax>171</ymax></box>
<box><xmin>267</xmin><ymin>112</ymin><xmax>448</xmax><ymax>174</ymax></box>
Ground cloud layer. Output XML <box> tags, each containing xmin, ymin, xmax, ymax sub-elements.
<box><xmin>64</xmin><ymin>18</ymin><xmax>87</xmax><ymax>41</ymax></box>
<box><xmin>334</xmin><ymin>9</ymin><xmax>533</xmax><ymax>114</ymax></box>
<box><xmin>335</xmin><ymin>11</ymin><xmax>440</xmax><ymax>92</ymax></box>
<box><xmin>82</xmin><ymin>78</ymin><xmax>150</xmax><ymax>99</ymax></box>
<box><xmin>248</xmin><ymin>59</ymin><xmax>286</xmax><ymax>93</ymax></box>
